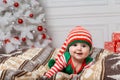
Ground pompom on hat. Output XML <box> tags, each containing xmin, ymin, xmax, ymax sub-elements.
<box><xmin>57</xmin><ymin>26</ymin><xmax>93</xmax><ymax>59</ymax></box>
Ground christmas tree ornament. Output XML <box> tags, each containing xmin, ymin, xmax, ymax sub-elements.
<box><xmin>37</xmin><ymin>26</ymin><xmax>43</xmax><ymax>31</ymax></box>
<box><xmin>12</xmin><ymin>21</ymin><xmax>15</xmax><ymax>24</ymax></box>
<box><xmin>14</xmin><ymin>2</ymin><xmax>19</xmax><ymax>7</ymax></box>
<box><xmin>14</xmin><ymin>36</ymin><xmax>19</xmax><ymax>40</ymax></box>
<box><xmin>29</xmin><ymin>13</ymin><xmax>34</xmax><ymax>18</ymax></box>
<box><xmin>22</xmin><ymin>37</ymin><xmax>26</xmax><ymax>42</ymax></box>
<box><xmin>18</xmin><ymin>18</ymin><xmax>23</xmax><ymax>24</ymax></box>
<box><xmin>3</xmin><ymin>0</ymin><xmax>7</xmax><ymax>4</ymax></box>
<box><xmin>4</xmin><ymin>39</ymin><xmax>10</xmax><ymax>44</ymax></box>
<box><xmin>42</xmin><ymin>33</ymin><xmax>46</xmax><ymax>39</ymax></box>
<box><xmin>31</xmin><ymin>30</ymin><xmax>35</xmax><ymax>34</ymax></box>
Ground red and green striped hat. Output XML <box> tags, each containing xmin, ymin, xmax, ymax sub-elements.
<box><xmin>58</xmin><ymin>26</ymin><xmax>92</xmax><ymax>57</ymax></box>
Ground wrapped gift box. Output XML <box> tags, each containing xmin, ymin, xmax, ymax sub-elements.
<box><xmin>112</xmin><ymin>32</ymin><xmax>120</xmax><ymax>53</ymax></box>
<box><xmin>112</xmin><ymin>32</ymin><xmax>120</xmax><ymax>42</ymax></box>
<box><xmin>104</xmin><ymin>32</ymin><xmax>120</xmax><ymax>53</ymax></box>
<box><xmin>116</xmin><ymin>41</ymin><xmax>120</xmax><ymax>53</ymax></box>
<box><xmin>104</xmin><ymin>42</ymin><xmax>115</xmax><ymax>52</ymax></box>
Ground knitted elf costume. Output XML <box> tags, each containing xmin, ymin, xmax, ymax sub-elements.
<box><xmin>45</xmin><ymin>26</ymin><xmax>93</xmax><ymax>78</ymax></box>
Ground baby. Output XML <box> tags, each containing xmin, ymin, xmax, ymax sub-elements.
<box><xmin>44</xmin><ymin>26</ymin><xmax>94</xmax><ymax>79</ymax></box>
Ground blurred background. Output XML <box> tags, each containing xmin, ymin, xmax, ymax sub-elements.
<box><xmin>40</xmin><ymin>0</ymin><xmax>120</xmax><ymax>49</ymax></box>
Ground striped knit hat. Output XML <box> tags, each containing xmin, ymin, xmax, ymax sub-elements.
<box><xmin>57</xmin><ymin>26</ymin><xmax>92</xmax><ymax>58</ymax></box>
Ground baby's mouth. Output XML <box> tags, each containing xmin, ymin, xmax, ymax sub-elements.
<box><xmin>76</xmin><ymin>52</ymin><xmax>83</xmax><ymax>55</ymax></box>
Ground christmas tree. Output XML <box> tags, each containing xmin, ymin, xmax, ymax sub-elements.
<box><xmin>0</xmin><ymin>0</ymin><xmax>52</xmax><ymax>54</ymax></box>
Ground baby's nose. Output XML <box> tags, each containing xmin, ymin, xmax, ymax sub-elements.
<box><xmin>77</xmin><ymin>46</ymin><xmax>82</xmax><ymax>50</ymax></box>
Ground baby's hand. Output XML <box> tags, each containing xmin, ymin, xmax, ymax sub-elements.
<box><xmin>70</xmin><ymin>74</ymin><xmax>77</xmax><ymax>79</ymax></box>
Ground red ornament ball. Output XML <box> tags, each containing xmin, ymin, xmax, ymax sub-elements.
<box><xmin>42</xmin><ymin>33</ymin><xmax>46</xmax><ymax>39</ymax></box>
<box><xmin>22</xmin><ymin>37</ymin><xmax>26</xmax><ymax>42</ymax></box>
<box><xmin>29</xmin><ymin>13</ymin><xmax>34</xmax><ymax>18</ymax></box>
<box><xmin>14</xmin><ymin>2</ymin><xmax>19</xmax><ymax>7</ymax></box>
<box><xmin>4</xmin><ymin>39</ymin><xmax>10</xmax><ymax>44</ymax></box>
<box><xmin>3</xmin><ymin>0</ymin><xmax>7</xmax><ymax>4</ymax></box>
<box><xmin>14</xmin><ymin>36</ymin><xmax>19</xmax><ymax>40</ymax></box>
<box><xmin>37</xmin><ymin>26</ymin><xmax>43</xmax><ymax>31</ymax></box>
<box><xmin>18</xmin><ymin>18</ymin><xmax>23</xmax><ymax>24</ymax></box>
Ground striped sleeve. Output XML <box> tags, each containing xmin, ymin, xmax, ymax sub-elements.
<box><xmin>56</xmin><ymin>40</ymin><xmax>67</xmax><ymax>60</ymax></box>
<box><xmin>45</xmin><ymin>55</ymin><xmax>67</xmax><ymax>78</ymax></box>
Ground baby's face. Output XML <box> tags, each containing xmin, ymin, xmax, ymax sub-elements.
<box><xmin>69</xmin><ymin>42</ymin><xmax>90</xmax><ymax>61</ymax></box>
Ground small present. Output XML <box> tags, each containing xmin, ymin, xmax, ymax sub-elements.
<box><xmin>116</xmin><ymin>41</ymin><xmax>120</xmax><ymax>53</ymax></box>
<box><xmin>104</xmin><ymin>42</ymin><xmax>115</xmax><ymax>52</ymax></box>
<box><xmin>112</xmin><ymin>32</ymin><xmax>120</xmax><ymax>42</ymax></box>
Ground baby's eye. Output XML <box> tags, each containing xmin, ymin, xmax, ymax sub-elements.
<box><xmin>82</xmin><ymin>44</ymin><xmax>87</xmax><ymax>47</ymax></box>
<box><xmin>72</xmin><ymin>43</ymin><xmax>77</xmax><ymax>46</ymax></box>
